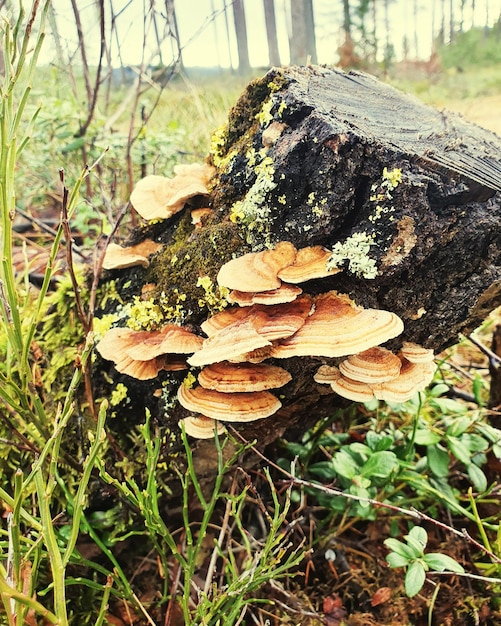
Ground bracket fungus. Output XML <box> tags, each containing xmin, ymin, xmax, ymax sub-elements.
<box><xmin>129</xmin><ymin>162</ymin><xmax>215</xmax><ymax>221</ymax></box>
<box><xmin>180</xmin><ymin>415</ymin><xmax>227</xmax><ymax>439</ymax></box>
<box><xmin>271</xmin><ymin>291</ymin><xmax>404</xmax><ymax>359</ymax></box>
<box><xmin>198</xmin><ymin>361</ymin><xmax>291</xmax><ymax>392</ymax></box>
<box><xmin>216</xmin><ymin>241</ymin><xmax>297</xmax><ymax>292</ymax></box>
<box><xmin>277</xmin><ymin>246</ymin><xmax>342</xmax><ymax>283</ymax></box>
<box><xmin>96</xmin><ymin>324</ymin><xmax>203</xmax><ymax>380</ymax></box>
<box><xmin>102</xmin><ymin>240</ymin><xmax>163</xmax><ymax>270</ymax></box>
<box><xmin>177</xmin><ymin>384</ymin><xmax>282</xmax><ymax>422</ymax></box>
<box><xmin>315</xmin><ymin>347</ymin><xmax>436</xmax><ymax>404</ymax></box>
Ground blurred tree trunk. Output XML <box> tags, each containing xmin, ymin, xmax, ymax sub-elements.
<box><xmin>289</xmin><ymin>0</ymin><xmax>317</xmax><ymax>64</ymax></box>
<box><xmin>165</xmin><ymin>0</ymin><xmax>184</xmax><ymax>69</ymax></box>
<box><xmin>263</xmin><ymin>0</ymin><xmax>281</xmax><ymax>67</ymax></box>
<box><xmin>232</xmin><ymin>0</ymin><xmax>251</xmax><ymax>75</ymax></box>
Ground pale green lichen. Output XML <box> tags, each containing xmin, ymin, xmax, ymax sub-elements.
<box><xmin>229</xmin><ymin>150</ymin><xmax>277</xmax><ymax>247</ymax></box>
<box><xmin>328</xmin><ymin>232</ymin><xmax>378</xmax><ymax>279</ymax></box>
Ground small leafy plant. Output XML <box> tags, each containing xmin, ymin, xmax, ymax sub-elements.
<box><xmin>384</xmin><ymin>526</ymin><xmax>465</xmax><ymax>597</ymax></box>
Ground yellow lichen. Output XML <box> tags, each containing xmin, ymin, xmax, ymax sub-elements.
<box><xmin>126</xmin><ymin>296</ymin><xmax>164</xmax><ymax>331</ymax></box>
<box><xmin>255</xmin><ymin>98</ymin><xmax>274</xmax><ymax>126</ymax></box>
<box><xmin>182</xmin><ymin>372</ymin><xmax>197</xmax><ymax>389</ymax></box>
<box><xmin>93</xmin><ymin>314</ymin><xmax>118</xmax><ymax>339</ymax></box>
<box><xmin>110</xmin><ymin>383</ymin><xmax>129</xmax><ymax>407</ymax></box>
<box><xmin>382</xmin><ymin>167</ymin><xmax>402</xmax><ymax>190</ymax></box>
<box><xmin>196</xmin><ymin>276</ymin><xmax>229</xmax><ymax>312</ymax></box>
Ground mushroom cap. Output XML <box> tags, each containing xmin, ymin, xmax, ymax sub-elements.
<box><xmin>271</xmin><ymin>291</ymin><xmax>404</xmax><ymax>359</ymax></box>
<box><xmin>314</xmin><ymin>365</ymin><xmax>342</xmax><ymax>385</ymax></box>
<box><xmin>124</xmin><ymin>325</ymin><xmax>203</xmax><ymax>360</ymax></box>
<box><xmin>216</xmin><ymin>241</ymin><xmax>297</xmax><ymax>292</ymax></box>
<box><xmin>192</xmin><ymin>298</ymin><xmax>312</xmax><ymax>367</ymax></box>
<box><xmin>400</xmin><ymin>342</ymin><xmax>435</xmax><ymax>363</ymax></box>
<box><xmin>188</xmin><ymin>315</ymin><xmax>272</xmax><ymax>367</ymax></box>
<box><xmin>198</xmin><ymin>361</ymin><xmax>291</xmax><ymax>392</ymax></box>
<box><xmin>277</xmin><ymin>246</ymin><xmax>342</xmax><ymax>283</ymax></box>
<box><xmin>180</xmin><ymin>415</ymin><xmax>226</xmax><ymax>439</ymax></box>
<box><xmin>330</xmin><ymin>375</ymin><xmax>376</xmax><ymax>403</ymax></box>
<box><xmin>130</xmin><ymin>172</ymin><xmax>209</xmax><ymax>221</ymax></box>
<box><xmin>228</xmin><ymin>284</ymin><xmax>302</xmax><ymax>307</ymax></box>
<box><xmin>191</xmin><ymin>208</ymin><xmax>213</xmax><ymax>228</ymax></box>
<box><xmin>338</xmin><ymin>347</ymin><xmax>402</xmax><ymax>384</ymax></box>
<box><xmin>173</xmin><ymin>162</ymin><xmax>216</xmax><ymax>185</ymax></box>
<box><xmin>201</xmin><ymin>306</ymin><xmax>251</xmax><ymax>337</ymax></box>
<box><xmin>102</xmin><ymin>240</ymin><xmax>163</xmax><ymax>270</ymax></box>
<box><xmin>372</xmin><ymin>359</ymin><xmax>436</xmax><ymax>403</ymax></box>
<box><xmin>177</xmin><ymin>384</ymin><xmax>282</xmax><ymax>422</ymax></box>
<box><xmin>95</xmin><ymin>326</ymin><xmax>198</xmax><ymax>378</ymax></box>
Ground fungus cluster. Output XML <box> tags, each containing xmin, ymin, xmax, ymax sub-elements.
<box><xmin>314</xmin><ymin>343</ymin><xmax>436</xmax><ymax>403</ymax></box>
<box><xmin>96</xmin><ymin>166</ymin><xmax>437</xmax><ymax>440</ymax></box>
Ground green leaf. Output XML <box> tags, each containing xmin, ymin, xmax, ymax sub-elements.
<box><xmin>405</xmin><ymin>561</ymin><xmax>426</xmax><ymax>597</ymax></box>
<box><xmin>332</xmin><ymin>450</ymin><xmax>359</xmax><ymax>479</ymax></box>
<box><xmin>406</xmin><ymin>526</ymin><xmax>428</xmax><ymax>549</ymax></box>
<box><xmin>423</xmin><ymin>553</ymin><xmax>465</xmax><ymax>573</ymax></box>
<box><xmin>309</xmin><ymin>461</ymin><xmax>337</xmax><ymax>480</ymax></box>
<box><xmin>429</xmin><ymin>397</ymin><xmax>467</xmax><ymax>414</ymax></box>
<box><xmin>427</xmin><ymin>444</ymin><xmax>449</xmax><ymax>477</ymax></box>
<box><xmin>384</xmin><ymin>538</ymin><xmax>417</xmax><ymax>560</ymax></box>
<box><xmin>429</xmin><ymin>383</ymin><xmax>450</xmax><ymax>397</ymax></box>
<box><xmin>61</xmin><ymin>136</ymin><xmax>86</xmax><ymax>153</ymax></box>
<box><xmin>360</xmin><ymin>450</ymin><xmax>398</xmax><ymax>479</ymax></box>
<box><xmin>446</xmin><ymin>416</ymin><xmax>474</xmax><ymax>437</ymax></box>
<box><xmin>467</xmin><ymin>464</ymin><xmax>487</xmax><ymax>492</ymax></box>
<box><xmin>414</xmin><ymin>429</ymin><xmax>441</xmax><ymax>446</ymax></box>
<box><xmin>386</xmin><ymin>552</ymin><xmax>410</xmax><ymax>568</ymax></box>
<box><xmin>447</xmin><ymin>436</ymin><xmax>472</xmax><ymax>465</ymax></box>
<box><xmin>365</xmin><ymin>430</ymin><xmax>394</xmax><ymax>452</ymax></box>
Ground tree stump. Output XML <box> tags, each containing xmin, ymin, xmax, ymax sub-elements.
<box><xmin>96</xmin><ymin>65</ymin><xmax>501</xmax><ymax>480</ymax></box>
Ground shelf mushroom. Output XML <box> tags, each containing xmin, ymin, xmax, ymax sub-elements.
<box><xmin>277</xmin><ymin>245</ymin><xmax>342</xmax><ymax>283</ymax></box>
<box><xmin>96</xmin><ymin>324</ymin><xmax>203</xmax><ymax>380</ymax></box>
<box><xmin>177</xmin><ymin>384</ymin><xmax>282</xmax><ymax>422</ymax></box>
<box><xmin>180</xmin><ymin>415</ymin><xmax>226</xmax><ymax>439</ymax></box>
<box><xmin>314</xmin><ymin>345</ymin><xmax>436</xmax><ymax>404</ymax></box>
<box><xmin>216</xmin><ymin>241</ymin><xmax>297</xmax><ymax>292</ymax></box>
<box><xmin>130</xmin><ymin>162</ymin><xmax>215</xmax><ymax>221</ymax></box>
<box><xmin>271</xmin><ymin>291</ymin><xmax>404</xmax><ymax>359</ymax></box>
<box><xmin>102</xmin><ymin>240</ymin><xmax>163</xmax><ymax>270</ymax></box>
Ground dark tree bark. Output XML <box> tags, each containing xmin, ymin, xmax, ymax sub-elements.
<box><xmin>97</xmin><ymin>65</ymin><xmax>501</xmax><ymax>485</ymax></box>
<box><xmin>231</xmin><ymin>0</ymin><xmax>250</xmax><ymax>75</ymax></box>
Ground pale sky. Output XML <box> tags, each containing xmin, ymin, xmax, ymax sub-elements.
<box><xmin>43</xmin><ymin>0</ymin><xmax>499</xmax><ymax>69</ymax></box>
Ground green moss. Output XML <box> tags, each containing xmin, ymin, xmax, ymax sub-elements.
<box><xmin>146</xmin><ymin>221</ymin><xmax>244</xmax><ymax>321</ymax></box>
